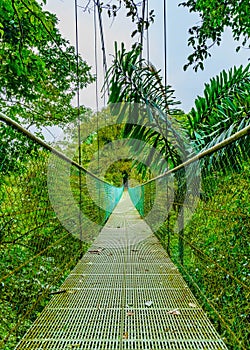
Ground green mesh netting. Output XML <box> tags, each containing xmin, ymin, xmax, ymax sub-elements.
<box><xmin>128</xmin><ymin>185</ymin><xmax>145</xmax><ymax>217</ymax></box>
<box><xmin>0</xmin><ymin>114</ymin><xmax>123</xmax><ymax>349</ymax></box>
<box><xmin>128</xmin><ymin>130</ymin><xmax>250</xmax><ymax>349</ymax></box>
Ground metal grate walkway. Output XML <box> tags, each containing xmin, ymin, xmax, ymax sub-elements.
<box><xmin>16</xmin><ymin>191</ymin><xmax>227</xmax><ymax>349</ymax></box>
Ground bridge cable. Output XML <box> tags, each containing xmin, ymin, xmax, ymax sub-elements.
<box><xmin>146</xmin><ymin>0</ymin><xmax>150</xmax><ymax>64</ymax></box>
<box><xmin>163</xmin><ymin>0</ymin><xmax>167</xmax><ymax>88</ymax></box>
<box><xmin>94</xmin><ymin>1</ymin><xmax>102</xmax><ymax>215</ymax></box>
<box><xmin>74</xmin><ymin>0</ymin><xmax>83</xmax><ymax>242</ymax></box>
<box><xmin>140</xmin><ymin>0</ymin><xmax>146</xmax><ymax>62</ymax></box>
<box><xmin>96</xmin><ymin>0</ymin><xmax>110</xmax><ymax>102</ymax></box>
<box><xmin>163</xmin><ymin>0</ymin><xmax>171</xmax><ymax>253</ymax></box>
<box><xmin>94</xmin><ymin>2</ymin><xmax>100</xmax><ymax>166</ymax></box>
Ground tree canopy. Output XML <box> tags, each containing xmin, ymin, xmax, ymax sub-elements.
<box><xmin>107</xmin><ymin>44</ymin><xmax>250</xmax><ymax>169</ymax></box>
<box><xmin>179</xmin><ymin>0</ymin><xmax>250</xmax><ymax>71</ymax></box>
<box><xmin>93</xmin><ymin>0</ymin><xmax>249</xmax><ymax>71</ymax></box>
<box><xmin>0</xmin><ymin>0</ymin><xmax>94</xmax><ymax>126</ymax></box>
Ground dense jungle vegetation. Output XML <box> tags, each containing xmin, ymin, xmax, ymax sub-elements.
<box><xmin>0</xmin><ymin>0</ymin><xmax>249</xmax><ymax>349</ymax></box>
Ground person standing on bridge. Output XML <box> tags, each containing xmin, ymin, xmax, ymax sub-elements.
<box><xmin>122</xmin><ymin>171</ymin><xmax>128</xmax><ymax>189</ymax></box>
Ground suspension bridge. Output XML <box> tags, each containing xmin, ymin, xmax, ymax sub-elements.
<box><xmin>0</xmin><ymin>0</ymin><xmax>249</xmax><ymax>347</ymax></box>
<box><xmin>0</xmin><ymin>113</ymin><xmax>249</xmax><ymax>349</ymax></box>
<box><xmin>15</xmin><ymin>191</ymin><xmax>227</xmax><ymax>350</ymax></box>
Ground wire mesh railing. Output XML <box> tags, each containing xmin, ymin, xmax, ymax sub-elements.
<box><xmin>0</xmin><ymin>113</ymin><xmax>123</xmax><ymax>350</ymax></box>
<box><xmin>128</xmin><ymin>125</ymin><xmax>250</xmax><ymax>350</ymax></box>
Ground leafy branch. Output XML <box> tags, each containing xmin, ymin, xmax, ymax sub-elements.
<box><xmin>179</xmin><ymin>0</ymin><xmax>250</xmax><ymax>71</ymax></box>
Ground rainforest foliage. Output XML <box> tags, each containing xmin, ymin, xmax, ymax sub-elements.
<box><xmin>0</xmin><ymin>1</ymin><xmax>249</xmax><ymax>349</ymax></box>
<box><xmin>179</xmin><ymin>0</ymin><xmax>250</xmax><ymax>70</ymax></box>
<box><xmin>0</xmin><ymin>0</ymin><xmax>94</xmax><ymax>126</ymax></box>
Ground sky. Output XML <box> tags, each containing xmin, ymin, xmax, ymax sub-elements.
<box><xmin>44</xmin><ymin>0</ymin><xmax>249</xmax><ymax>113</ymax></box>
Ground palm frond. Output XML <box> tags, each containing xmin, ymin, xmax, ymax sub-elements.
<box><xmin>188</xmin><ymin>64</ymin><xmax>250</xmax><ymax>145</ymax></box>
<box><xmin>106</xmin><ymin>43</ymin><xmax>192</xmax><ymax>174</ymax></box>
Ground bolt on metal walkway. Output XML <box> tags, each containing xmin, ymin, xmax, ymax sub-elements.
<box><xmin>16</xmin><ymin>191</ymin><xmax>228</xmax><ymax>350</ymax></box>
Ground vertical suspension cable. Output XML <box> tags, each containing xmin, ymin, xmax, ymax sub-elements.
<box><xmin>96</xmin><ymin>0</ymin><xmax>109</xmax><ymax>102</ymax></box>
<box><xmin>93</xmin><ymin>2</ymin><xmax>98</xmax><ymax>110</ymax></box>
<box><xmin>94</xmin><ymin>1</ymin><xmax>101</xmax><ymax>215</ymax></box>
<box><xmin>94</xmin><ymin>2</ymin><xmax>100</xmax><ymax>167</ymax></box>
<box><xmin>163</xmin><ymin>0</ymin><xmax>168</xmax><ymax>114</ymax></box>
<box><xmin>163</xmin><ymin>0</ymin><xmax>170</xmax><ymax>250</ymax></box>
<box><xmin>74</xmin><ymin>0</ymin><xmax>83</xmax><ymax>242</ymax></box>
<box><xmin>163</xmin><ymin>0</ymin><xmax>167</xmax><ymax>88</ymax></box>
<box><xmin>140</xmin><ymin>0</ymin><xmax>146</xmax><ymax>62</ymax></box>
<box><xmin>146</xmin><ymin>0</ymin><xmax>150</xmax><ymax>64</ymax></box>
<box><xmin>163</xmin><ymin>0</ymin><xmax>168</xmax><ymax>136</ymax></box>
